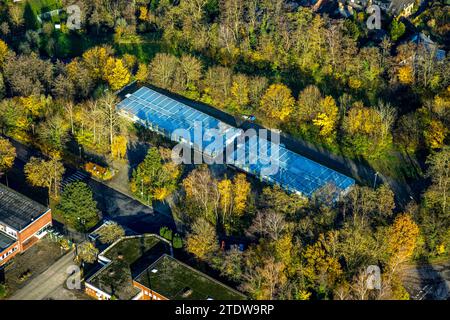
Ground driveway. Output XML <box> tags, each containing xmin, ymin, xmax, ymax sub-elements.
<box><xmin>9</xmin><ymin>250</ymin><xmax>77</xmax><ymax>300</ymax></box>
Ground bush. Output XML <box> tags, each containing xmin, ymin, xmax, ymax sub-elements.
<box><xmin>97</xmin><ymin>223</ymin><xmax>125</xmax><ymax>244</ymax></box>
<box><xmin>18</xmin><ymin>269</ymin><xmax>32</xmax><ymax>282</ymax></box>
<box><xmin>159</xmin><ymin>226</ymin><xmax>173</xmax><ymax>241</ymax></box>
<box><xmin>0</xmin><ymin>284</ymin><xmax>7</xmax><ymax>299</ymax></box>
<box><xmin>173</xmin><ymin>234</ymin><xmax>183</xmax><ymax>249</ymax></box>
<box><xmin>85</xmin><ymin>162</ymin><xmax>114</xmax><ymax>181</ymax></box>
<box><xmin>390</xmin><ymin>19</ymin><xmax>406</xmax><ymax>41</ymax></box>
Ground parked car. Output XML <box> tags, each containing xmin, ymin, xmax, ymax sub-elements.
<box><xmin>242</xmin><ymin>115</ymin><xmax>256</xmax><ymax>122</ymax></box>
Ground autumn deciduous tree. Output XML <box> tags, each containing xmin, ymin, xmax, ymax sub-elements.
<box><xmin>99</xmin><ymin>92</ymin><xmax>120</xmax><ymax>146</ymax></box>
<box><xmin>259</xmin><ymin>84</ymin><xmax>295</xmax><ymax>126</ymax></box>
<box><xmin>219</xmin><ymin>245</ymin><xmax>244</xmax><ymax>282</ymax></box>
<box><xmin>218</xmin><ymin>173</ymin><xmax>251</xmax><ymax>233</ymax></box>
<box><xmin>303</xmin><ymin>233</ymin><xmax>343</xmax><ymax>295</ymax></box>
<box><xmin>0</xmin><ymin>39</ymin><xmax>9</xmax><ymax>68</ymax></box>
<box><xmin>186</xmin><ymin>217</ymin><xmax>219</xmax><ymax>260</ymax></box>
<box><xmin>149</xmin><ymin>53</ymin><xmax>179</xmax><ymax>90</ymax></box>
<box><xmin>230</xmin><ymin>74</ymin><xmax>250</xmax><ymax>113</ymax></box>
<box><xmin>233</xmin><ymin>173</ymin><xmax>251</xmax><ymax>216</ymax></box>
<box><xmin>345</xmin><ymin>184</ymin><xmax>395</xmax><ymax>227</ymax></box>
<box><xmin>182</xmin><ymin>165</ymin><xmax>220</xmax><ymax>224</ymax></box>
<box><xmin>424</xmin><ymin>119</ymin><xmax>447</xmax><ymax>150</ymax></box>
<box><xmin>248</xmin><ymin>210</ymin><xmax>288</xmax><ymax>242</ymax></box>
<box><xmin>37</xmin><ymin>115</ymin><xmax>70</xmax><ymax>153</ymax></box>
<box><xmin>424</xmin><ymin>147</ymin><xmax>449</xmax><ymax>215</ymax></box>
<box><xmin>77</xmin><ymin>242</ymin><xmax>99</xmax><ymax>264</ymax></box>
<box><xmin>82</xmin><ymin>46</ymin><xmax>113</xmax><ymax>80</ymax></box>
<box><xmin>343</xmin><ymin>103</ymin><xmax>391</xmax><ymax>159</ymax></box>
<box><xmin>261</xmin><ymin>185</ymin><xmax>307</xmax><ymax>216</ymax></box>
<box><xmin>97</xmin><ymin>222</ymin><xmax>125</xmax><ymax>244</ymax></box>
<box><xmin>25</xmin><ymin>156</ymin><xmax>65</xmax><ymax>198</ymax></box>
<box><xmin>419</xmin><ymin>148</ymin><xmax>450</xmax><ymax>257</ymax></box>
<box><xmin>386</xmin><ymin>214</ymin><xmax>420</xmax><ymax>275</ymax></box>
<box><xmin>397</xmin><ymin>65</ymin><xmax>414</xmax><ymax>85</ymax></box>
<box><xmin>104</xmin><ymin>57</ymin><xmax>131</xmax><ymax>91</ymax></box>
<box><xmin>218</xmin><ymin>178</ymin><xmax>233</xmax><ymax>222</ymax></box>
<box><xmin>0</xmin><ymin>137</ymin><xmax>15</xmax><ymax>175</ymax></box>
<box><xmin>111</xmin><ymin>135</ymin><xmax>128</xmax><ymax>160</ymax></box>
<box><xmin>243</xmin><ymin>256</ymin><xmax>287</xmax><ymax>300</ymax></box>
<box><xmin>135</xmin><ymin>63</ymin><xmax>150</xmax><ymax>83</ymax></box>
<box><xmin>312</xmin><ymin>96</ymin><xmax>339</xmax><ymax>139</ymax></box>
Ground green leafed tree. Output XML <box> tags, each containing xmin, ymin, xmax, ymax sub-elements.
<box><xmin>24</xmin><ymin>156</ymin><xmax>65</xmax><ymax>199</ymax></box>
<box><xmin>130</xmin><ymin>147</ymin><xmax>181</xmax><ymax>204</ymax></box>
<box><xmin>57</xmin><ymin>182</ymin><xmax>100</xmax><ymax>232</ymax></box>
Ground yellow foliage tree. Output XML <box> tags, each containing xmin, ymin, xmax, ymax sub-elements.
<box><xmin>260</xmin><ymin>84</ymin><xmax>295</xmax><ymax>124</ymax></box>
<box><xmin>424</xmin><ymin>119</ymin><xmax>447</xmax><ymax>149</ymax></box>
<box><xmin>303</xmin><ymin>233</ymin><xmax>343</xmax><ymax>290</ymax></box>
<box><xmin>348</xmin><ymin>78</ymin><xmax>362</xmax><ymax>90</ymax></box>
<box><xmin>345</xmin><ymin>104</ymin><xmax>382</xmax><ymax>135</ymax></box>
<box><xmin>24</xmin><ymin>156</ymin><xmax>65</xmax><ymax>199</ymax></box>
<box><xmin>104</xmin><ymin>58</ymin><xmax>131</xmax><ymax>91</ymax></box>
<box><xmin>218</xmin><ymin>178</ymin><xmax>233</xmax><ymax>218</ymax></box>
<box><xmin>111</xmin><ymin>135</ymin><xmax>128</xmax><ymax>159</ymax></box>
<box><xmin>386</xmin><ymin>214</ymin><xmax>420</xmax><ymax>274</ymax></box>
<box><xmin>432</xmin><ymin>92</ymin><xmax>450</xmax><ymax>118</ymax></box>
<box><xmin>82</xmin><ymin>46</ymin><xmax>112</xmax><ymax>80</ymax></box>
<box><xmin>19</xmin><ymin>95</ymin><xmax>51</xmax><ymax>117</ymax></box>
<box><xmin>154</xmin><ymin>187</ymin><xmax>170</xmax><ymax>201</ymax></box>
<box><xmin>135</xmin><ymin>63</ymin><xmax>150</xmax><ymax>83</ymax></box>
<box><xmin>275</xmin><ymin>234</ymin><xmax>297</xmax><ymax>276</ymax></box>
<box><xmin>0</xmin><ymin>137</ymin><xmax>16</xmax><ymax>174</ymax></box>
<box><xmin>0</xmin><ymin>39</ymin><xmax>9</xmax><ymax>68</ymax></box>
<box><xmin>230</xmin><ymin>75</ymin><xmax>250</xmax><ymax>113</ymax></box>
<box><xmin>233</xmin><ymin>173</ymin><xmax>251</xmax><ymax>216</ymax></box>
<box><xmin>312</xmin><ymin>96</ymin><xmax>338</xmax><ymax>138</ymax></box>
<box><xmin>139</xmin><ymin>6</ymin><xmax>149</xmax><ymax>21</ymax></box>
<box><xmin>186</xmin><ymin>218</ymin><xmax>219</xmax><ymax>260</ymax></box>
<box><xmin>397</xmin><ymin>65</ymin><xmax>414</xmax><ymax>85</ymax></box>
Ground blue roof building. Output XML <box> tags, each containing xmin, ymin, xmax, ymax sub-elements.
<box><xmin>117</xmin><ymin>86</ymin><xmax>355</xmax><ymax>198</ymax></box>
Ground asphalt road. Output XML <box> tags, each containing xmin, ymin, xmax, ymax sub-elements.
<box><xmin>403</xmin><ymin>261</ymin><xmax>450</xmax><ymax>300</ymax></box>
<box><xmin>9</xmin><ymin>251</ymin><xmax>77</xmax><ymax>300</ymax></box>
<box><xmin>6</xmin><ymin>138</ymin><xmax>176</xmax><ymax>237</ymax></box>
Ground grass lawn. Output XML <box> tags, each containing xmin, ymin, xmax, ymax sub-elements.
<box><xmin>367</xmin><ymin>149</ymin><xmax>422</xmax><ymax>183</ymax></box>
<box><xmin>27</xmin><ymin>0</ymin><xmax>62</xmax><ymax>14</ymax></box>
<box><xmin>115</xmin><ymin>34</ymin><xmax>167</xmax><ymax>63</ymax></box>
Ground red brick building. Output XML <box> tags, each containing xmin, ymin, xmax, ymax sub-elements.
<box><xmin>0</xmin><ymin>184</ymin><xmax>52</xmax><ymax>266</ymax></box>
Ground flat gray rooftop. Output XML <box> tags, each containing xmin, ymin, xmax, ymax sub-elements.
<box><xmin>0</xmin><ymin>183</ymin><xmax>48</xmax><ymax>231</ymax></box>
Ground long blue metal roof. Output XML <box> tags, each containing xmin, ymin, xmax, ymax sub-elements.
<box><xmin>228</xmin><ymin>136</ymin><xmax>355</xmax><ymax>197</ymax></box>
<box><xmin>117</xmin><ymin>86</ymin><xmax>355</xmax><ymax>197</ymax></box>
